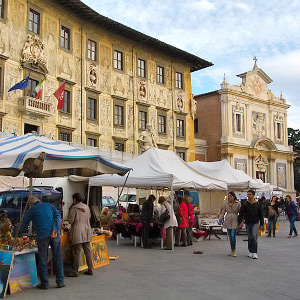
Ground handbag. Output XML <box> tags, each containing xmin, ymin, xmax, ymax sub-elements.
<box><xmin>268</xmin><ymin>206</ymin><xmax>278</xmax><ymax>220</ymax></box>
<box><xmin>159</xmin><ymin>204</ymin><xmax>170</xmax><ymax>223</ymax></box>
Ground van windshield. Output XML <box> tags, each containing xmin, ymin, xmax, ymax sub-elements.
<box><xmin>119</xmin><ymin>194</ymin><xmax>136</xmax><ymax>203</ymax></box>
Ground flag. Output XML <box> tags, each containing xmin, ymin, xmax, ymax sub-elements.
<box><xmin>35</xmin><ymin>79</ymin><xmax>45</xmax><ymax>99</ymax></box>
<box><xmin>53</xmin><ymin>82</ymin><xmax>65</xmax><ymax>110</ymax></box>
<box><xmin>8</xmin><ymin>76</ymin><xmax>29</xmax><ymax>92</ymax></box>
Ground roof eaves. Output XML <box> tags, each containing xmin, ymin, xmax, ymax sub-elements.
<box><xmin>55</xmin><ymin>0</ymin><xmax>213</xmax><ymax>72</ymax></box>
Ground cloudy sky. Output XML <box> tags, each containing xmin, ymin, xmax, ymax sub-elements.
<box><xmin>82</xmin><ymin>0</ymin><xmax>300</xmax><ymax>129</ymax></box>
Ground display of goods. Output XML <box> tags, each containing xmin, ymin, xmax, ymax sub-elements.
<box><xmin>93</xmin><ymin>228</ymin><xmax>113</xmax><ymax>238</ymax></box>
<box><xmin>0</xmin><ymin>234</ymin><xmax>36</xmax><ymax>252</ymax></box>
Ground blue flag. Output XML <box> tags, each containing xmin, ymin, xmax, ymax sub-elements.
<box><xmin>8</xmin><ymin>76</ymin><xmax>29</xmax><ymax>92</ymax></box>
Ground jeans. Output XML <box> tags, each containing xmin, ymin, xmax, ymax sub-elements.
<box><xmin>228</xmin><ymin>229</ymin><xmax>237</xmax><ymax>250</ymax></box>
<box><xmin>289</xmin><ymin>216</ymin><xmax>298</xmax><ymax>235</ymax></box>
<box><xmin>187</xmin><ymin>221</ymin><xmax>193</xmax><ymax>245</ymax></box>
<box><xmin>246</xmin><ymin>222</ymin><xmax>259</xmax><ymax>254</ymax></box>
<box><xmin>268</xmin><ymin>218</ymin><xmax>277</xmax><ymax>235</ymax></box>
<box><xmin>37</xmin><ymin>236</ymin><xmax>64</xmax><ymax>286</ymax></box>
<box><xmin>175</xmin><ymin>228</ymin><xmax>187</xmax><ymax>246</ymax></box>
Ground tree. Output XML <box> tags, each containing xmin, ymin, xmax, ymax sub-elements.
<box><xmin>288</xmin><ymin>128</ymin><xmax>300</xmax><ymax>195</ymax></box>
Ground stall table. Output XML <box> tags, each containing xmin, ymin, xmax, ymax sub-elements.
<box><xmin>113</xmin><ymin>221</ymin><xmax>163</xmax><ymax>248</ymax></box>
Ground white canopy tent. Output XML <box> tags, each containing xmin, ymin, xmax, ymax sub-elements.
<box><xmin>188</xmin><ymin>160</ymin><xmax>270</xmax><ymax>191</ymax></box>
<box><xmin>89</xmin><ymin>148</ymin><xmax>227</xmax><ymax>190</ymax></box>
<box><xmin>89</xmin><ymin>147</ymin><xmax>228</xmax><ymax>251</ymax></box>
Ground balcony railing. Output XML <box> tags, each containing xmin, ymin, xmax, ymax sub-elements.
<box><xmin>19</xmin><ymin>96</ymin><xmax>53</xmax><ymax>117</ymax></box>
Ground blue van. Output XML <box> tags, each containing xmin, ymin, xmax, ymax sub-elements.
<box><xmin>0</xmin><ymin>188</ymin><xmax>62</xmax><ymax>224</ymax></box>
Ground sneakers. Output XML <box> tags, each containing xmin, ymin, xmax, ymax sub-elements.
<box><xmin>288</xmin><ymin>234</ymin><xmax>292</xmax><ymax>238</ymax></box>
<box><xmin>252</xmin><ymin>253</ymin><xmax>258</xmax><ymax>259</ymax></box>
<box><xmin>248</xmin><ymin>253</ymin><xmax>254</xmax><ymax>258</ymax></box>
<box><xmin>267</xmin><ymin>234</ymin><xmax>271</xmax><ymax>238</ymax></box>
<box><xmin>57</xmin><ymin>283</ymin><xmax>65</xmax><ymax>288</ymax></box>
<box><xmin>293</xmin><ymin>234</ymin><xmax>298</xmax><ymax>237</ymax></box>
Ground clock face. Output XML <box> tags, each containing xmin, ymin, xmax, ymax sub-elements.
<box><xmin>250</xmin><ymin>75</ymin><xmax>263</xmax><ymax>96</ymax></box>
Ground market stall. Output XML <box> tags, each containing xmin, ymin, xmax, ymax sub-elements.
<box><xmin>88</xmin><ymin>147</ymin><xmax>228</xmax><ymax>250</ymax></box>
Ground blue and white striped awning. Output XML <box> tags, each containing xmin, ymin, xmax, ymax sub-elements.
<box><xmin>0</xmin><ymin>134</ymin><xmax>130</xmax><ymax>177</ymax></box>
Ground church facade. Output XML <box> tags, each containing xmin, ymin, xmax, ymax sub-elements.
<box><xmin>194</xmin><ymin>62</ymin><xmax>295</xmax><ymax>195</ymax></box>
<box><xmin>0</xmin><ymin>0</ymin><xmax>211</xmax><ymax>161</ymax></box>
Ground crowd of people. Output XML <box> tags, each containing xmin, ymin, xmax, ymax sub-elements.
<box><xmin>3</xmin><ymin>190</ymin><xmax>299</xmax><ymax>290</ymax></box>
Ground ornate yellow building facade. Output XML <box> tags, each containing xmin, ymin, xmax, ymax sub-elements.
<box><xmin>0</xmin><ymin>0</ymin><xmax>212</xmax><ymax>161</ymax></box>
<box><xmin>195</xmin><ymin>62</ymin><xmax>295</xmax><ymax>196</ymax></box>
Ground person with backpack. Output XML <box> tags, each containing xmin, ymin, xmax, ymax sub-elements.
<box><xmin>285</xmin><ymin>195</ymin><xmax>298</xmax><ymax>238</ymax></box>
<box><xmin>266</xmin><ymin>196</ymin><xmax>279</xmax><ymax>237</ymax></box>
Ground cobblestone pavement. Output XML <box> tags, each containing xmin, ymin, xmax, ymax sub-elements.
<box><xmin>8</xmin><ymin>218</ymin><xmax>299</xmax><ymax>300</ymax></box>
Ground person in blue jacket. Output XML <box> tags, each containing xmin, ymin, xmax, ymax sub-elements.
<box><xmin>285</xmin><ymin>195</ymin><xmax>298</xmax><ymax>238</ymax></box>
<box><xmin>19</xmin><ymin>196</ymin><xmax>64</xmax><ymax>290</ymax></box>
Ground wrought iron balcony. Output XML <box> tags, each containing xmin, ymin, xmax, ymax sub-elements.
<box><xmin>19</xmin><ymin>96</ymin><xmax>53</xmax><ymax>117</ymax></box>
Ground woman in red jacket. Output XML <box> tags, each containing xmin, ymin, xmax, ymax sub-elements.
<box><xmin>175</xmin><ymin>196</ymin><xmax>189</xmax><ymax>247</ymax></box>
<box><xmin>184</xmin><ymin>195</ymin><xmax>195</xmax><ymax>246</ymax></box>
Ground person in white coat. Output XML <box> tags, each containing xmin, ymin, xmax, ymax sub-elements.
<box><xmin>158</xmin><ymin>196</ymin><xmax>178</xmax><ymax>250</ymax></box>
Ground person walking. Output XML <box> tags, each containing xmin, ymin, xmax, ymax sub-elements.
<box><xmin>67</xmin><ymin>193</ymin><xmax>93</xmax><ymax>276</ymax></box>
<box><xmin>219</xmin><ymin>192</ymin><xmax>241</xmax><ymax>257</ymax></box>
<box><xmin>141</xmin><ymin>194</ymin><xmax>156</xmax><ymax>248</ymax></box>
<box><xmin>175</xmin><ymin>196</ymin><xmax>189</xmax><ymax>247</ymax></box>
<box><xmin>238</xmin><ymin>190</ymin><xmax>264</xmax><ymax>259</ymax></box>
<box><xmin>158</xmin><ymin>196</ymin><xmax>178</xmax><ymax>250</ymax></box>
<box><xmin>183</xmin><ymin>195</ymin><xmax>194</xmax><ymax>246</ymax></box>
<box><xmin>267</xmin><ymin>196</ymin><xmax>279</xmax><ymax>237</ymax></box>
<box><xmin>285</xmin><ymin>195</ymin><xmax>298</xmax><ymax>238</ymax></box>
<box><xmin>19</xmin><ymin>196</ymin><xmax>64</xmax><ymax>289</ymax></box>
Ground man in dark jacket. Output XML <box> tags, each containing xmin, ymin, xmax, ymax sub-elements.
<box><xmin>238</xmin><ymin>190</ymin><xmax>264</xmax><ymax>259</ymax></box>
<box><xmin>19</xmin><ymin>196</ymin><xmax>64</xmax><ymax>289</ymax></box>
<box><xmin>141</xmin><ymin>194</ymin><xmax>156</xmax><ymax>248</ymax></box>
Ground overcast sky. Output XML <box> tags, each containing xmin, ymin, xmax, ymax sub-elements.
<box><xmin>82</xmin><ymin>0</ymin><xmax>300</xmax><ymax>129</ymax></box>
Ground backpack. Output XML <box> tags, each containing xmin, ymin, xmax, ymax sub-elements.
<box><xmin>268</xmin><ymin>206</ymin><xmax>277</xmax><ymax>219</ymax></box>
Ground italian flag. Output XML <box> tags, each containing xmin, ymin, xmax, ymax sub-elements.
<box><xmin>35</xmin><ymin>79</ymin><xmax>45</xmax><ymax>99</ymax></box>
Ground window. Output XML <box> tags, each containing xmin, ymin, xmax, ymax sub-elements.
<box><xmin>87</xmin><ymin>97</ymin><xmax>97</xmax><ymax>120</ymax></box>
<box><xmin>29</xmin><ymin>9</ymin><xmax>40</xmax><ymax>34</ymax></box>
<box><xmin>60</xmin><ymin>90</ymin><xmax>71</xmax><ymax>114</ymax></box>
<box><xmin>177</xmin><ymin>151</ymin><xmax>186</xmax><ymax>161</ymax></box>
<box><xmin>157</xmin><ymin>66</ymin><xmax>164</xmax><ymax>84</ymax></box>
<box><xmin>175</xmin><ymin>72</ymin><xmax>183</xmax><ymax>89</ymax></box>
<box><xmin>158</xmin><ymin>115</ymin><xmax>166</xmax><ymax>134</ymax></box>
<box><xmin>26</xmin><ymin>78</ymin><xmax>39</xmax><ymax>97</ymax></box>
<box><xmin>194</xmin><ymin>118</ymin><xmax>198</xmax><ymax>134</ymax></box>
<box><xmin>61</xmin><ymin>26</ymin><xmax>70</xmax><ymax>50</ymax></box>
<box><xmin>177</xmin><ymin>119</ymin><xmax>185</xmax><ymax>137</ymax></box>
<box><xmin>87</xmin><ymin>137</ymin><xmax>97</xmax><ymax>147</ymax></box>
<box><xmin>88</xmin><ymin>39</ymin><xmax>96</xmax><ymax>61</ymax></box>
<box><xmin>114</xmin><ymin>50</ymin><xmax>123</xmax><ymax>70</ymax></box>
<box><xmin>59</xmin><ymin>131</ymin><xmax>71</xmax><ymax>142</ymax></box>
<box><xmin>236</xmin><ymin>113</ymin><xmax>242</xmax><ymax>132</ymax></box>
<box><xmin>0</xmin><ymin>0</ymin><xmax>4</xmax><ymax>19</ymax></box>
<box><xmin>276</xmin><ymin>122</ymin><xmax>282</xmax><ymax>140</ymax></box>
<box><xmin>139</xmin><ymin>111</ymin><xmax>147</xmax><ymax>130</ymax></box>
<box><xmin>114</xmin><ymin>105</ymin><xmax>124</xmax><ymax>126</ymax></box>
<box><xmin>138</xmin><ymin>59</ymin><xmax>146</xmax><ymax>78</ymax></box>
<box><xmin>115</xmin><ymin>141</ymin><xmax>125</xmax><ymax>152</ymax></box>
<box><xmin>0</xmin><ymin>66</ymin><xmax>3</xmax><ymax>97</ymax></box>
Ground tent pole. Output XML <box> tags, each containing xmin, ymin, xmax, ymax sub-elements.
<box><xmin>87</xmin><ymin>184</ymin><xmax>91</xmax><ymax>207</ymax></box>
<box><xmin>210</xmin><ymin>191</ymin><xmax>212</xmax><ymax>213</ymax></box>
<box><xmin>171</xmin><ymin>183</ymin><xmax>174</xmax><ymax>252</ymax></box>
